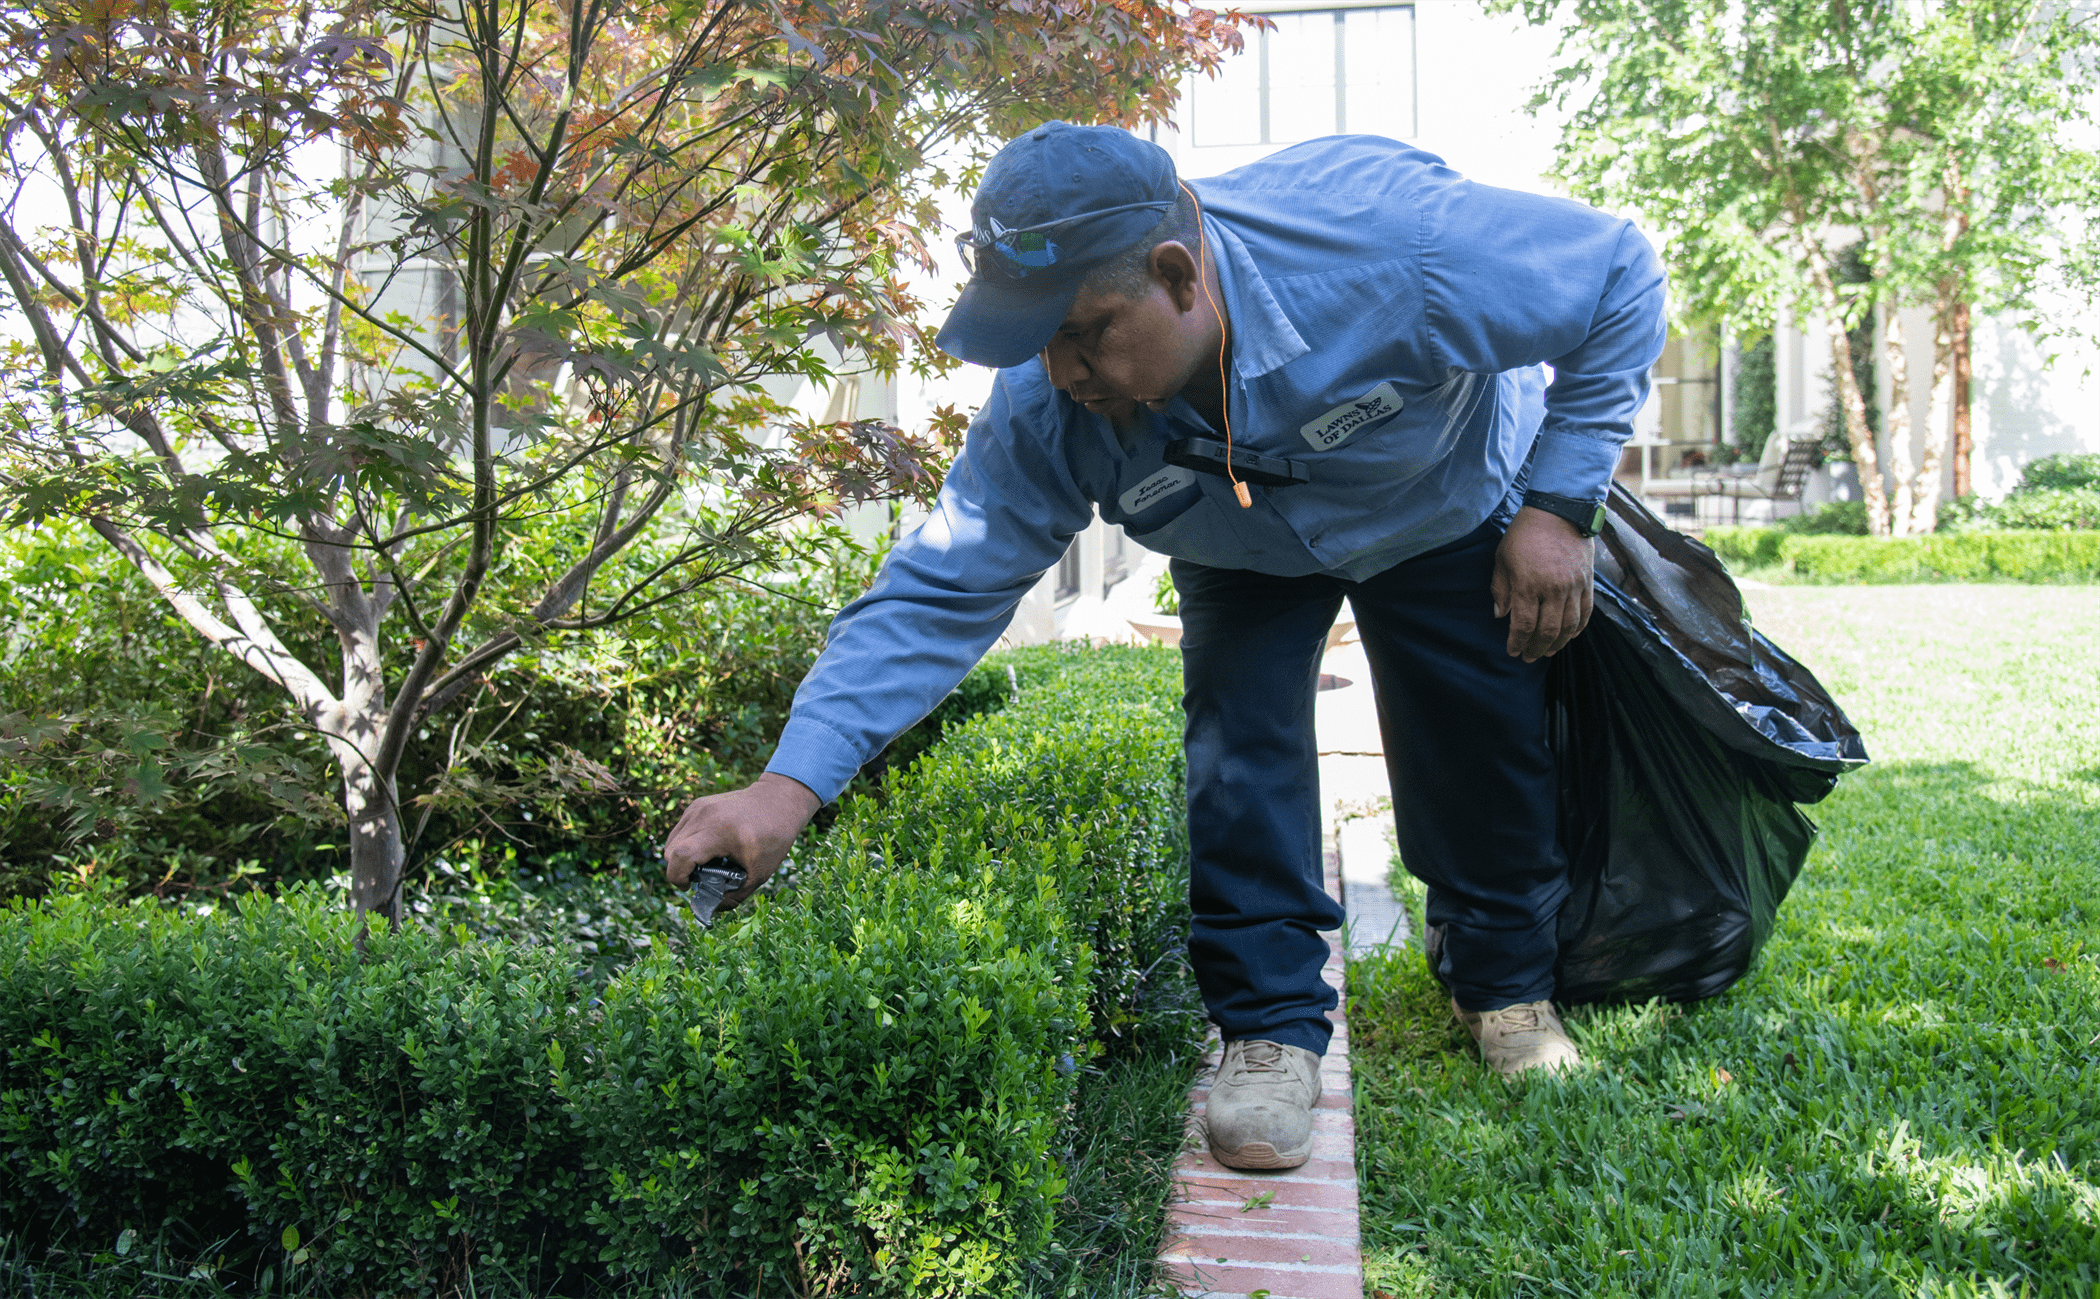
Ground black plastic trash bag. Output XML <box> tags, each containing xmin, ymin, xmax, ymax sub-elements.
<box><xmin>1427</xmin><ymin>485</ymin><xmax>1870</xmax><ymax>1005</ymax></box>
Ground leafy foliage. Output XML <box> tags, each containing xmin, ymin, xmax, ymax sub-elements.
<box><xmin>1730</xmin><ymin>335</ymin><xmax>1777</xmax><ymax>465</ymax></box>
<box><xmin>1703</xmin><ymin>526</ymin><xmax>2100</xmax><ymax>582</ymax></box>
<box><xmin>0</xmin><ymin>0</ymin><xmax>1252</xmax><ymax>920</ymax></box>
<box><xmin>1499</xmin><ymin>0</ymin><xmax>2100</xmax><ymax>535</ymax></box>
<box><xmin>0</xmin><ymin>644</ymin><xmax>1199</xmax><ymax>1296</ymax></box>
<box><xmin>0</xmin><ymin>520</ymin><xmax>892</xmax><ymax>900</ymax></box>
<box><xmin>2014</xmin><ymin>452</ymin><xmax>2100</xmax><ymax>494</ymax></box>
<box><xmin>1984</xmin><ymin>487</ymin><xmax>2100</xmax><ymax>533</ymax></box>
<box><xmin>0</xmin><ymin>524</ymin><xmax>339</xmax><ymax>896</ymax></box>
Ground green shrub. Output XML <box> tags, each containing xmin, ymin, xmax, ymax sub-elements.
<box><xmin>0</xmin><ymin>885</ymin><xmax>590</xmax><ymax>1293</ymax></box>
<box><xmin>0</xmin><ymin>644</ymin><xmax>1195</xmax><ymax>1297</ymax></box>
<box><xmin>1780</xmin><ymin>498</ymin><xmax>1871</xmax><ymax>535</ymax></box>
<box><xmin>1702</xmin><ymin>502</ymin><xmax>1870</xmax><ymax>570</ymax></box>
<box><xmin>0</xmin><ymin>518</ymin><xmax>903</xmax><ymax>902</ymax></box>
<box><xmin>1702</xmin><ymin>526</ymin><xmax>1786</xmax><ymax>572</ymax></box>
<box><xmin>1986</xmin><ymin>484</ymin><xmax>2100</xmax><ymax>531</ymax></box>
<box><xmin>1705</xmin><ymin>527</ymin><xmax>2100</xmax><ymax>582</ymax></box>
<box><xmin>1776</xmin><ymin>531</ymin><xmax>2100</xmax><ymax>583</ymax></box>
<box><xmin>564</xmin><ymin>846</ymin><xmax>1088</xmax><ymax>1295</ymax></box>
<box><xmin>0</xmin><ymin>524</ymin><xmax>338</xmax><ymax>895</ymax></box>
<box><xmin>867</xmin><ymin>646</ymin><xmax>1196</xmax><ymax>1056</ymax></box>
<box><xmin>2016</xmin><ymin>451</ymin><xmax>2100</xmax><ymax>492</ymax></box>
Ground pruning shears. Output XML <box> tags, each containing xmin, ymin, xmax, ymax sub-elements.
<box><xmin>683</xmin><ymin>856</ymin><xmax>748</xmax><ymax>929</ymax></box>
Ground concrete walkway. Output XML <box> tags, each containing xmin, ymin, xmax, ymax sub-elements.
<box><xmin>1158</xmin><ymin>626</ymin><xmax>1411</xmax><ymax>1299</ymax></box>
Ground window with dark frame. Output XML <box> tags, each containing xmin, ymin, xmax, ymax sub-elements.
<box><xmin>1101</xmin><ymin>523</ymin><xmax>1129</xmax><ymax>593</ymax></box>
<box><xmin>1055</xmin><ymin>538</ymin><xmax>1082</xmax><ymax>603</ymax></box>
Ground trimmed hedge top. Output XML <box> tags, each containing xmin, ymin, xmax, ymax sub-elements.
<box><xmin>1703</xmin><ymin>527</ymin><xmax>2100</xmax><ymax>584</ymax></box>
<box><xmin>0</xmin><ymin>645</ymin><xmax>1195</xmax><ymax>1298</ymax></box>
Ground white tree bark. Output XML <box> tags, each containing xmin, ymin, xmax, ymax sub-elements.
<box><xmin>1882</xmin><ymin>305</ymin><xmax>1919</xmax><ymax>537</ymax></box>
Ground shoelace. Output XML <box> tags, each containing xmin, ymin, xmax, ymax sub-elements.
<box><xmin>1488</xmin><ymin>1005</ymin><xmax>1550</xmax><ymax>1034</ymax></box>
<box><xmin>1225</xmin><ymin>1040</ymin><xmax>1291</xmax><ymax>1082</ymax></box>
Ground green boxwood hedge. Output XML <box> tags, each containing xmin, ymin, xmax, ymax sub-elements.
<box><xmin>0</xmin><ymin>645</ymin><xmax>1194</xmax><ymax>1298</ymax></box>
<box><xmin>1704</xmin><ymin>527</ymin><xmax>2100</xmax><ymax>583</ymax></box>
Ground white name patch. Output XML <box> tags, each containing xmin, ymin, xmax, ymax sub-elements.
<box><xmin>1300</xmin><ymin>382</ymin><xmax>1404</xmax><ymax>451</ymax></box>
<box><xmin>1119</xmin><ymin>464</ymin><xmax>1198</xmax><ymax>515</ymax></box>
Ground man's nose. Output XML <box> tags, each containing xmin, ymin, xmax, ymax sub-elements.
<box><xmin>1039</xmin><ymin>338</ymin><xmax>1088</xmax><ymax>390</ymax></box>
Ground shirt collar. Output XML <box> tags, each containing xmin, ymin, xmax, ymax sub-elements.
<box><xmin>1203</xmin><ymin>212</ymin><xmax>1310</xmax><ymax>381</ymax></box>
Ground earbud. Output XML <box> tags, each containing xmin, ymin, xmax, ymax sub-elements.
<box><xmin>1180</xmin><ymin>180</ymin><xmax>1250</xmax><ymax>510</ymax></box>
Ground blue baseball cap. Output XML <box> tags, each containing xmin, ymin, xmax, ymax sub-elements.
<box><xmin>936</xmin><ymin>121</ymin><xmax>1180</xmax><ymax>369</ymax></box>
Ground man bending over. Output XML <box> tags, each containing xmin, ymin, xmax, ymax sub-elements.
<box><xmin>665</xmin><ymin>122</ymin><xmax>1664</xmax><ymax>1171</ymax></box>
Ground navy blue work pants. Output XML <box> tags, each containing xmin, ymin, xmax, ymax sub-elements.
<box><xmin>1173</xmin><ymin>521</ymin><xmax>1570</xmax><ymax>1055</ymax></box>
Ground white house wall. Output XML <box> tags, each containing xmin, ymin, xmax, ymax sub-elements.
<box><xmin>1970</xmin><ymin>314</ymin><xmax>2100</xmax><ymax>499</ymax></box>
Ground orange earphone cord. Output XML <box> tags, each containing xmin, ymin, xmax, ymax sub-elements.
<box><xmin>1182</xmin><ymin>181</ymin><xmax>1251</xmax><ymax>509</ymax></box>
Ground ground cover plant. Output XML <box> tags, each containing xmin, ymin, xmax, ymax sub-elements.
<box><xmin>0</xmin><ymin>645</ymin><xmax>1204</xmax><ymax>1298</ymax></box>
<box><xmin>1349</xmin><ymin>585</ymin><xmax>2100</xmax><ymax>1298</ymax></box>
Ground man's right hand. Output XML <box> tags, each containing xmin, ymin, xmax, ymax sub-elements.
<box><xmin>662</xmin><ymin>772</ymin><xmax>821</xmax><ymax>909</ymax></box>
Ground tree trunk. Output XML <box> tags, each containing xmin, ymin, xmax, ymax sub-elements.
<box><xmin>1950</xmin><ymin>297</ymin><xmax>1973</xmax><ymax>499</ymax></box>
<box><xmin>1805</xmin><ymin>245</ymin><xmax>1890</xmax><ymax>535</ymax></box>
<box><xmin>340</xmin><ymin>750</ymin><xmax>406</xmax><ymax>926</ymax></box>
<box><xmin>1827</xmin><ymin>320</ymin><xmax>1890</xmax><ymax>536</ymax></box>
<box><xmin>315</xmin><ymin>680</ymin><xmax>404</xmax><ymax>928</ymax></box>
<box><xmin>314</xmin><ymin>559</ymin><xmax>406</xmax><ymax>929</ymax></box>
<box><xmin>1926</xmin><ymin>312</ymin><xmax>1957</xmax><ymax>533</ymax></box>
<box><xmin>1882</xmin><ymin>304</ymin><xmax>1920</xmax><ymax>536</ymax></box>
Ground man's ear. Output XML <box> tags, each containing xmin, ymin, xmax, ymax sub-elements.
<box><xmin>1149</xmin><ymin>241</ymin><xmax>1202</xmax><ymax>314</ymax></box>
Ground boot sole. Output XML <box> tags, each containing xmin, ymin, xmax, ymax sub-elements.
<box><xmin>1208</xmin><ymin>1138</ymin><xmax>1312</xmax><ymax>1171</ymax></box>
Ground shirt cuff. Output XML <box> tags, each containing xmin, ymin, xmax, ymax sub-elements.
<box><xmin>763</xmin><ymin>715</ymin><xmax>866</xmax><ymax>808</ymax></box>
<box><xmin>1526</xmin><ymin>429</ymin><xmax>1621</xmax><ymax>503</ymax></box>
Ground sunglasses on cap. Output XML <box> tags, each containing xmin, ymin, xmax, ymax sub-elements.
<box><xmin>954</xmin><ymin>199</ymin><xmax>1175</xmax><ymax>281</ymax></box>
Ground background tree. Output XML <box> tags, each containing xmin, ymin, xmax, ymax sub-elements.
<box><xmin>1492</xmin><ymin>0</ymin><xmax>2098</xmax><ymax>535</ymax></box>
<box><xmin>0</xmin><ymin>0</ymin><xmax>1251</xmax><ymax>924</ymax></box>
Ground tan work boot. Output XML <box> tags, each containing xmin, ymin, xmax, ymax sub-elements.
<box><xmin>1451</xmin><ymin>998</ymin><xmax>1581</xmax><ymax>1076</ymax></box>
<box><xmin>1205</xmin><ymin>1039</ymin><xmax>1321</xmax><ymax>1170</ymax></box>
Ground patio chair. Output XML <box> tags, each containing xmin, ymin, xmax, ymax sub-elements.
<box><xmin>1637</xmin><ymin>432</ymin><xmax>1817</xmax><ymax>527</ymax></box>
<box><xmin>1713</xmin><ymin>433</ymin><xmax>1818</xmax><ymax>524</ymax></box>
<box><xmin>1638</xmin><ymin>466</ymin><xmax>1722</xmax><ymax>524</ymax></box>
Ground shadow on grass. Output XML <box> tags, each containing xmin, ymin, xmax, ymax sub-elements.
<box><xmin>1350</xmin><ymin>759</ymin><xmax>2100</xmax><ymax>1299</ymax></box>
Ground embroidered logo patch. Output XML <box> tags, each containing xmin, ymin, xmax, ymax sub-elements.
<box><xmin>1119</xmin><ymin>464</ymin><xmax>1198</xmax><ymax>515</ymax></box>
<box><xmin>1299</xmin><ymin>382</ymin><xmax>1404</xmax><ymax>451</ymax></box>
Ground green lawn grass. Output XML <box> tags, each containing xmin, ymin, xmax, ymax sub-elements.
<box><xmin>1350</xmin><ymin>585</ymin><xmax>2100</xmax><ymax>1299</ymax></box>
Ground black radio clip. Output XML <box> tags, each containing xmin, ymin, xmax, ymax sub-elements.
<box><xmin>1163</xmin><ymin>436</ymin><xmax>1311</xmax><ymax>489</ymax></box>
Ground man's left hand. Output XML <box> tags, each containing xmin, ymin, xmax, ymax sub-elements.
<box><xmin>1492</xmin><ymin>506</ymin><xmax>1596</xmax><ymax>662</ymax></box>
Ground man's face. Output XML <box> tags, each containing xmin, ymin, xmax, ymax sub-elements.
<box><xmin>1037</xmin><ymin>242</ymin><xmax>1219</xmax><ymax>422</ymax></box>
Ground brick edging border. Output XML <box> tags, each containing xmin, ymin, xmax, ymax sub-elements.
<box><xmin>1158</xmin><ymin>843</ymin><xmax>1365</xmax><ymax>1299</ymax></box>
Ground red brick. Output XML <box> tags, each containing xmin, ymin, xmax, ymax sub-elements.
<box><xmin>1179</xmin><ymin>1176</ymin><xmax>1360</xmax><ymax>1211</ymax></box>
<box><xmin>1162</xmin><ymin>1258</ymin><xmax>1363</xmax><ymax>1299</ymax></box>
<box><xmin>1163</xmin><ymin>1228</ymin><xmax>1360</xmax><ymax>1268</ymax></box>
<box><xmin>1180</xmin><ymin>1153</ymin><xmax>1357</xmax><ymax>1182</ymax></box>
<box><xmin>1166</xmin><ymin>1204</ymin><xmax>1359</xmax><ymax>1240</ymax></box>
<box><xmin>1163</xmin><ymin>852</ymin><xmax>1362</xmax><ymax>1298</ymax></box>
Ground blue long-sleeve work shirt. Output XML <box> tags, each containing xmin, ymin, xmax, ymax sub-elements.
<box><xmin>766</xmin><ymin>136</ymin><xmax>1667</xmax><ymax>804</ymax></box>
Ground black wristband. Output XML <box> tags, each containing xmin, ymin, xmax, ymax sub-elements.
<box><xmin>1522</xmin><ymin>490</ymin><xmax>1607</xmax><ymax>538</ymax></box>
